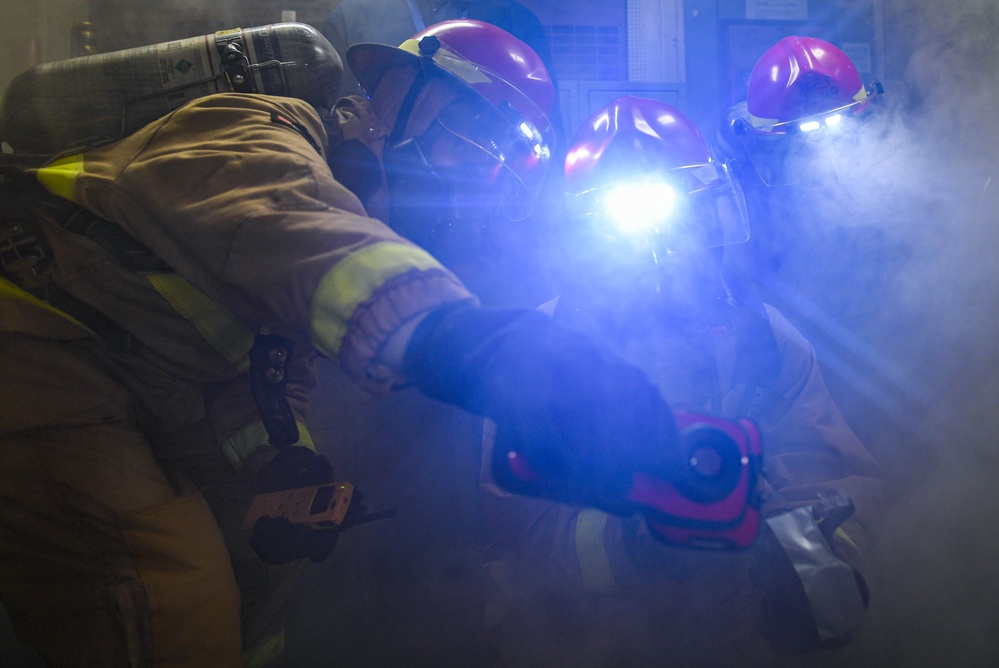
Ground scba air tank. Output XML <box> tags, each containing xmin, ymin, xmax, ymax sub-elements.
<box><xmin>0</xmin><ymin>22</ymin><xmax>343</xmax><ymax>156</ymax></box>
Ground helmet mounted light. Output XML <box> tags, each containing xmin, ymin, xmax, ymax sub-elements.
<box><xmin>749</xmin><ymin>80</ymin><xmax>885</xmax><ymax>135</ymax></box>
<box><xmin>602</xmin><ymin>179</ymin><xmax>677</xmax><ymax>235</ymax></box>
<box><xmin>561</xmin><ymin>98</ymin><xmax>750</xmax><ymax>325</ymax></box>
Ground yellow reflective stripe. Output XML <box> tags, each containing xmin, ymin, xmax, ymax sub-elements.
<box><xmin>834</xmin><ymin>526</ymin><xmax>863</xmax><ymax>563</ymax></box>
<box><xmin>0</xmin><ymin>277</ymin><xmax>89</xmax><ymax>330</ymax></box>
<box><xmin>575</xmin><ymin>509</ymin><xmax>619</xmax><ymax>593</ymax></box>
<box><xmin>398</xmin><ymin>38</ymin><xmax>491</xmax><ymax>85</ymax></box>
<box><xmin>35</xmin><ymin>153</ymin><xmax>85</xmax><ymax>202</ymax></box>
<box><xmin>222</xmin><ymin>420</ymin><xmax>316</xmax><ymax>471</ymax></box>
<box><xmin>146</xmin><ymin>273</ymin><xmax>254</xmax><ymax>371</ymax></box>
<box><xmin>243</xmin><ymin>629</ymin><xmax>285</xmax><ymax>668</ymax></box>
<box><xmin>310</xmin><ymin>241</ymin><xmax>448</xmax><ymax>358</ymax></box>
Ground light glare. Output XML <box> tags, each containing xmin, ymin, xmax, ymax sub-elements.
<box><xmin>604</xmin><ymin>181</ymin><xmax>676</xmax><ymax>235</ymax></box>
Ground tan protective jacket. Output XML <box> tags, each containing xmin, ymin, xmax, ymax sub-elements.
<box><xmin>0</xmin><ymin>91</ymin><xmax>476</xmax><ymax>666</ymax></box>
<box><xmin>2</xmin><ymin>92</ymin><xmax>473</xmax><ymax>457</ymax></box>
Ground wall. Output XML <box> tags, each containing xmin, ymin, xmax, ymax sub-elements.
<box><xmin>4</xmin><ymin>1</ymin><xmax>999</xmax><ymax>665</ymax></box>
<box><xmin>0</xmin><ymin>0</ymin><xmax>89</xmax><ymax>95</ymax></box>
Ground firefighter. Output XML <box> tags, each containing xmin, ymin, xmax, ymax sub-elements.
<box><xmin>714</xmin><ymin>35</ymin><xmax>888</xmax><ymax>298</ymax></box>
<box><xmin>0</xmin><ymin>22</ymin><xmax>684</xmax><ymax>667</ymax></box>
<box><xmin>325</xmin><ymin>5</ymin><xmax>566</xmax><ymax>307</ymax></box>
<box><xmin>322</xmin><ymin>0</ymin><xmax>564</xmax><ymax>143</ymax></box>
<box><xmin>479</xmin><ymin>96</ymin><xmax>885</xmax><ymax>666</ymax></box>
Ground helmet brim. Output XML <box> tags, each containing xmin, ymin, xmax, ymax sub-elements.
<box><xmin>348</xmin><ymin>38</ymin><xmax>553</xmax><ymax>221</ymax></box>
<box><xmin>346</xmin><ymin>42</ymin><xmax>421</xmax><ymax>97</ymax></box>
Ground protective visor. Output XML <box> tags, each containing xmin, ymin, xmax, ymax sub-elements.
<box><xmin>566</xmin><ymin>161</ymin><xmax>750</xmax><ymax>254</ymax></box>
<box><xmin>742</xmin><ymin>81</ymin><xmax>885</xmax><ymax>185</ymax></box>
<box><xmin>749</xmin><ymin>80</ymin><xmax>884</xmax><ymax>134</ymax></box>
<box><xmin>402</xmin><ymin>37</ymin><xmax>554</xmax><ymax>221</ymax></box>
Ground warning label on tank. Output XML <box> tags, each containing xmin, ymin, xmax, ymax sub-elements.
<box><xmin>157</xmin><ymin>40</ymin><xmax>208</xmax><ymax>87</ymax></box>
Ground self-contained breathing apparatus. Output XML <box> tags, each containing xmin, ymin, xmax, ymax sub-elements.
<box><xmin>0</xmin><ymin>22</ymin><xmax>343</xmax><ymax>156</ymax></box>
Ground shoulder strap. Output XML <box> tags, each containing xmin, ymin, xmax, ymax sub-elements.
<box><xmin>0</xmin><ymin>163</ymin><xmax>144</xmax><ymax>352</ymax></box>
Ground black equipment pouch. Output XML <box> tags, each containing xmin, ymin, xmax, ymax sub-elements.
<box><xmin>249</xmin><ymin>329</ymin><xmax>301</xmax><ymax>447</ymax></box>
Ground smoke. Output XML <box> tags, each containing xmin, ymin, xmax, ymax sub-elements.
<box><xmin>779</xmin><ymin>1</ymin><xmax>999</xmax><ymax>665</ymax></box>
<box><xmin>1</xmin><ymin>1</ymin><xmax>994</xmax><ymax>666</ymax></box>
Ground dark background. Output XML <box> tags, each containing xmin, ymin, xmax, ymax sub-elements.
<box><xmin>3</xmin><ymin>1</ymin><xmax>999</xmax><ymax>666</ymax></box>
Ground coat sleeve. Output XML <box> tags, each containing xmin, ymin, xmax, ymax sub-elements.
<box><xmin>32</xmin><ymin>93</ymin><xmax>475</xmax><ymax>394</ymax></box>
<box><xmin>753</xmin><ymin>305</ymin><xmax>886</xmax><ymax>567</ymax></box>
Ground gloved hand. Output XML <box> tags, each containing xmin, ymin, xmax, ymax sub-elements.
<box><xmin>749</xmin><ymin>494</ymin><xmax>869</xmax><ymax>655</ymax></box>
<box><xmin>248</xmin><ymin>446</ymin><xmax>341</xmax><ymax>565</ymax></box>
<box><xmin>403</xmin><ymin>302</ymin><xmax>682</xmax><ymax>515</ymax></box>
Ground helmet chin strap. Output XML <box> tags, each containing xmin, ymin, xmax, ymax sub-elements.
<box><xmin>383</xmin><ymin>74</ymin><xmax>445</xmax><ymax>239</ymax></box>
<box><xmin>384</xmin><ymin>118</ymin><xmax>507</xmax><ymax>277</ymax></box>
<box><xmin>383</xmin><ymin>128</ymin><xmax>453</xmax><ymax>247</ymax></box>
<box><xmin>387</xmin><ymin>73</ymin><xmax>426</xmax><ymax>147</ymax></box>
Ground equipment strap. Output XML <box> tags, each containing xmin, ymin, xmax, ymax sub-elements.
<box><xmin>406</xmin><ymin>0</ymin><xmax>427</xmax><ymax>31</ymax></box>
<box><xmin>214</xmin><ymin>29</ymin><xmax>257</xmax><ymax>93</ymax></box>
<box><xmin>0</xmin><ymin>166</ymin><xmax>143</xmax><ymax>352</ymax></box>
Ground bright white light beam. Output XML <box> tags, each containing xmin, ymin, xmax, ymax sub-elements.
<box><xmin>604</xmin><ymin>181</ymin><xmax>677</xmax><ymax>235</ymax></box>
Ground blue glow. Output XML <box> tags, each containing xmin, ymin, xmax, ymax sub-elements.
<box><xmin>604</xmin><ymin>181</ymin><xmax>677</xmax><ymax>235</ymax></box>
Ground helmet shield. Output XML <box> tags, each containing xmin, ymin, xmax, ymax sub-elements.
<box><xmin>383</xmin><ymin>80</ymin><xmax>548</xmax><ymax>280</ymax></box>
<box><xmin>405</xmin><ymin>35</ymin><xmax>554</xmax><ymax>221</ymax></box>
<box><xmin>737</xmin><ymin>81</ymin><xmax>885</xmax><ymax>186</ymax></box>
<box><xmin>383</xmin><ymin>112</ymin><xmax>510</xmax><ymax>277</ymax></box>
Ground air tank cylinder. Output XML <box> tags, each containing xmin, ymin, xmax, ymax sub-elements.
<box><xmin>0</xmin><ymin>22</ymin><xmax>343</xmax><ymax>156</ymax></box>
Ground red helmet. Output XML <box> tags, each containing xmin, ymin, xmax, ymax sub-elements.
<box><xmin>564</xmin><ymin>96</ymin><xmax>748</xmax><ymax>253</ymax></box>
<box><xmin>347</xmin><ymin>20</ymin><xmax>555</xmax><ymax>220</ymax></box>
<box><xmin>747</xmin><ymin>36</ymin><xmax>881</xmax><ymax>133</ymax></box>
<box><xmin>725</xmin><ymin>36</ymin><xmax>885</xmax><ymax>186</ymax></box>
<box><xmin>341</xmin><ymin>21</ymin><xmax>556</xmax><ymax>282</ymax></box>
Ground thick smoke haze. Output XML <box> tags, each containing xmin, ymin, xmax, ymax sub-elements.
<box><xmin>2</xmin><ymin>0</ymin><xmax>998</xmax><ymax>666</ymax></box>
<box><xmin>744</xmin><ymin>1</ymin><xmax>999</xmax><ymax>665</ymax></box>
<box><xmin>837</xmin><ymin>1</ymin><xmax>999</xmax><ymax>665</ymax></box>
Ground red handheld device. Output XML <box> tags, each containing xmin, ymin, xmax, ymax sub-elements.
<box><xmin>494</xmin><ymin>411</ymin><xmax>763</xmax><ymax>549</ymax></box>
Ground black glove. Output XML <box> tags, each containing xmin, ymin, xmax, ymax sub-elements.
<box><xmin>403</xmin><ymin>302</ymin><xmax>682</xmax><ymax>515</ymax></box>
<box><xmin>750</xmin><ymin>495</ymin><xmax>869</xmax><ymax>655</ymax></box>
<box><xmin>248</xmin><ymin>446</ymin><xmax>341</xmax><ymax>565</ymax></box>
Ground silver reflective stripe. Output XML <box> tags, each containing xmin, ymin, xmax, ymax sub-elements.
<box><xmin>243</xmin><ymin>629</ymin><xmax>285</xmax><ymax>668</ymax></box>
<box><xmin>147</xmin><ymin>273</ymin><xmax>254</xmax><ymax>371</ymax></box>
<box><xmin>574</xmin><ymin>509</ymin><xmax>619</xmax><ymax>593</ymax></box>
<box><xmin>766</xmin><ymin>508</ymin><xmax>866</xmax><ymax>640</ymax></box>
<box><xmin>222</xmin><ymin>420</ymin><xmax>316</xmax><ymax>471</ymax></box>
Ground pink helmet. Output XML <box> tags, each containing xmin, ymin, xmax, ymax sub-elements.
<box><xmin>347</xmin><ymin>20</ymin><xmax>555</xmax><ymax>219</ymax></box>
<box><xmin>563</xmin><ymin>96</ymin><xmax>748</xmax><ymax>252</ymax></box>
<box><xmin>407</xmin><ymin>20</ymin><xmax>554</xmax><ymax>144</ymax></box>
<box><xmin>566</xmin><ymin>96</ymin><xmax>709</xmax><ymax>194</ymax></box>
<box><xmin>747</xmin><ymin>36</ymin><xmax>880</xmax><ymax>133</ymax></box>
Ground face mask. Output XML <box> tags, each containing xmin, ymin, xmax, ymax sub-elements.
<box><xmin>383</xmin><ymin>120</ymin><xmax>510</xmax><ymax>279</ymax></box>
